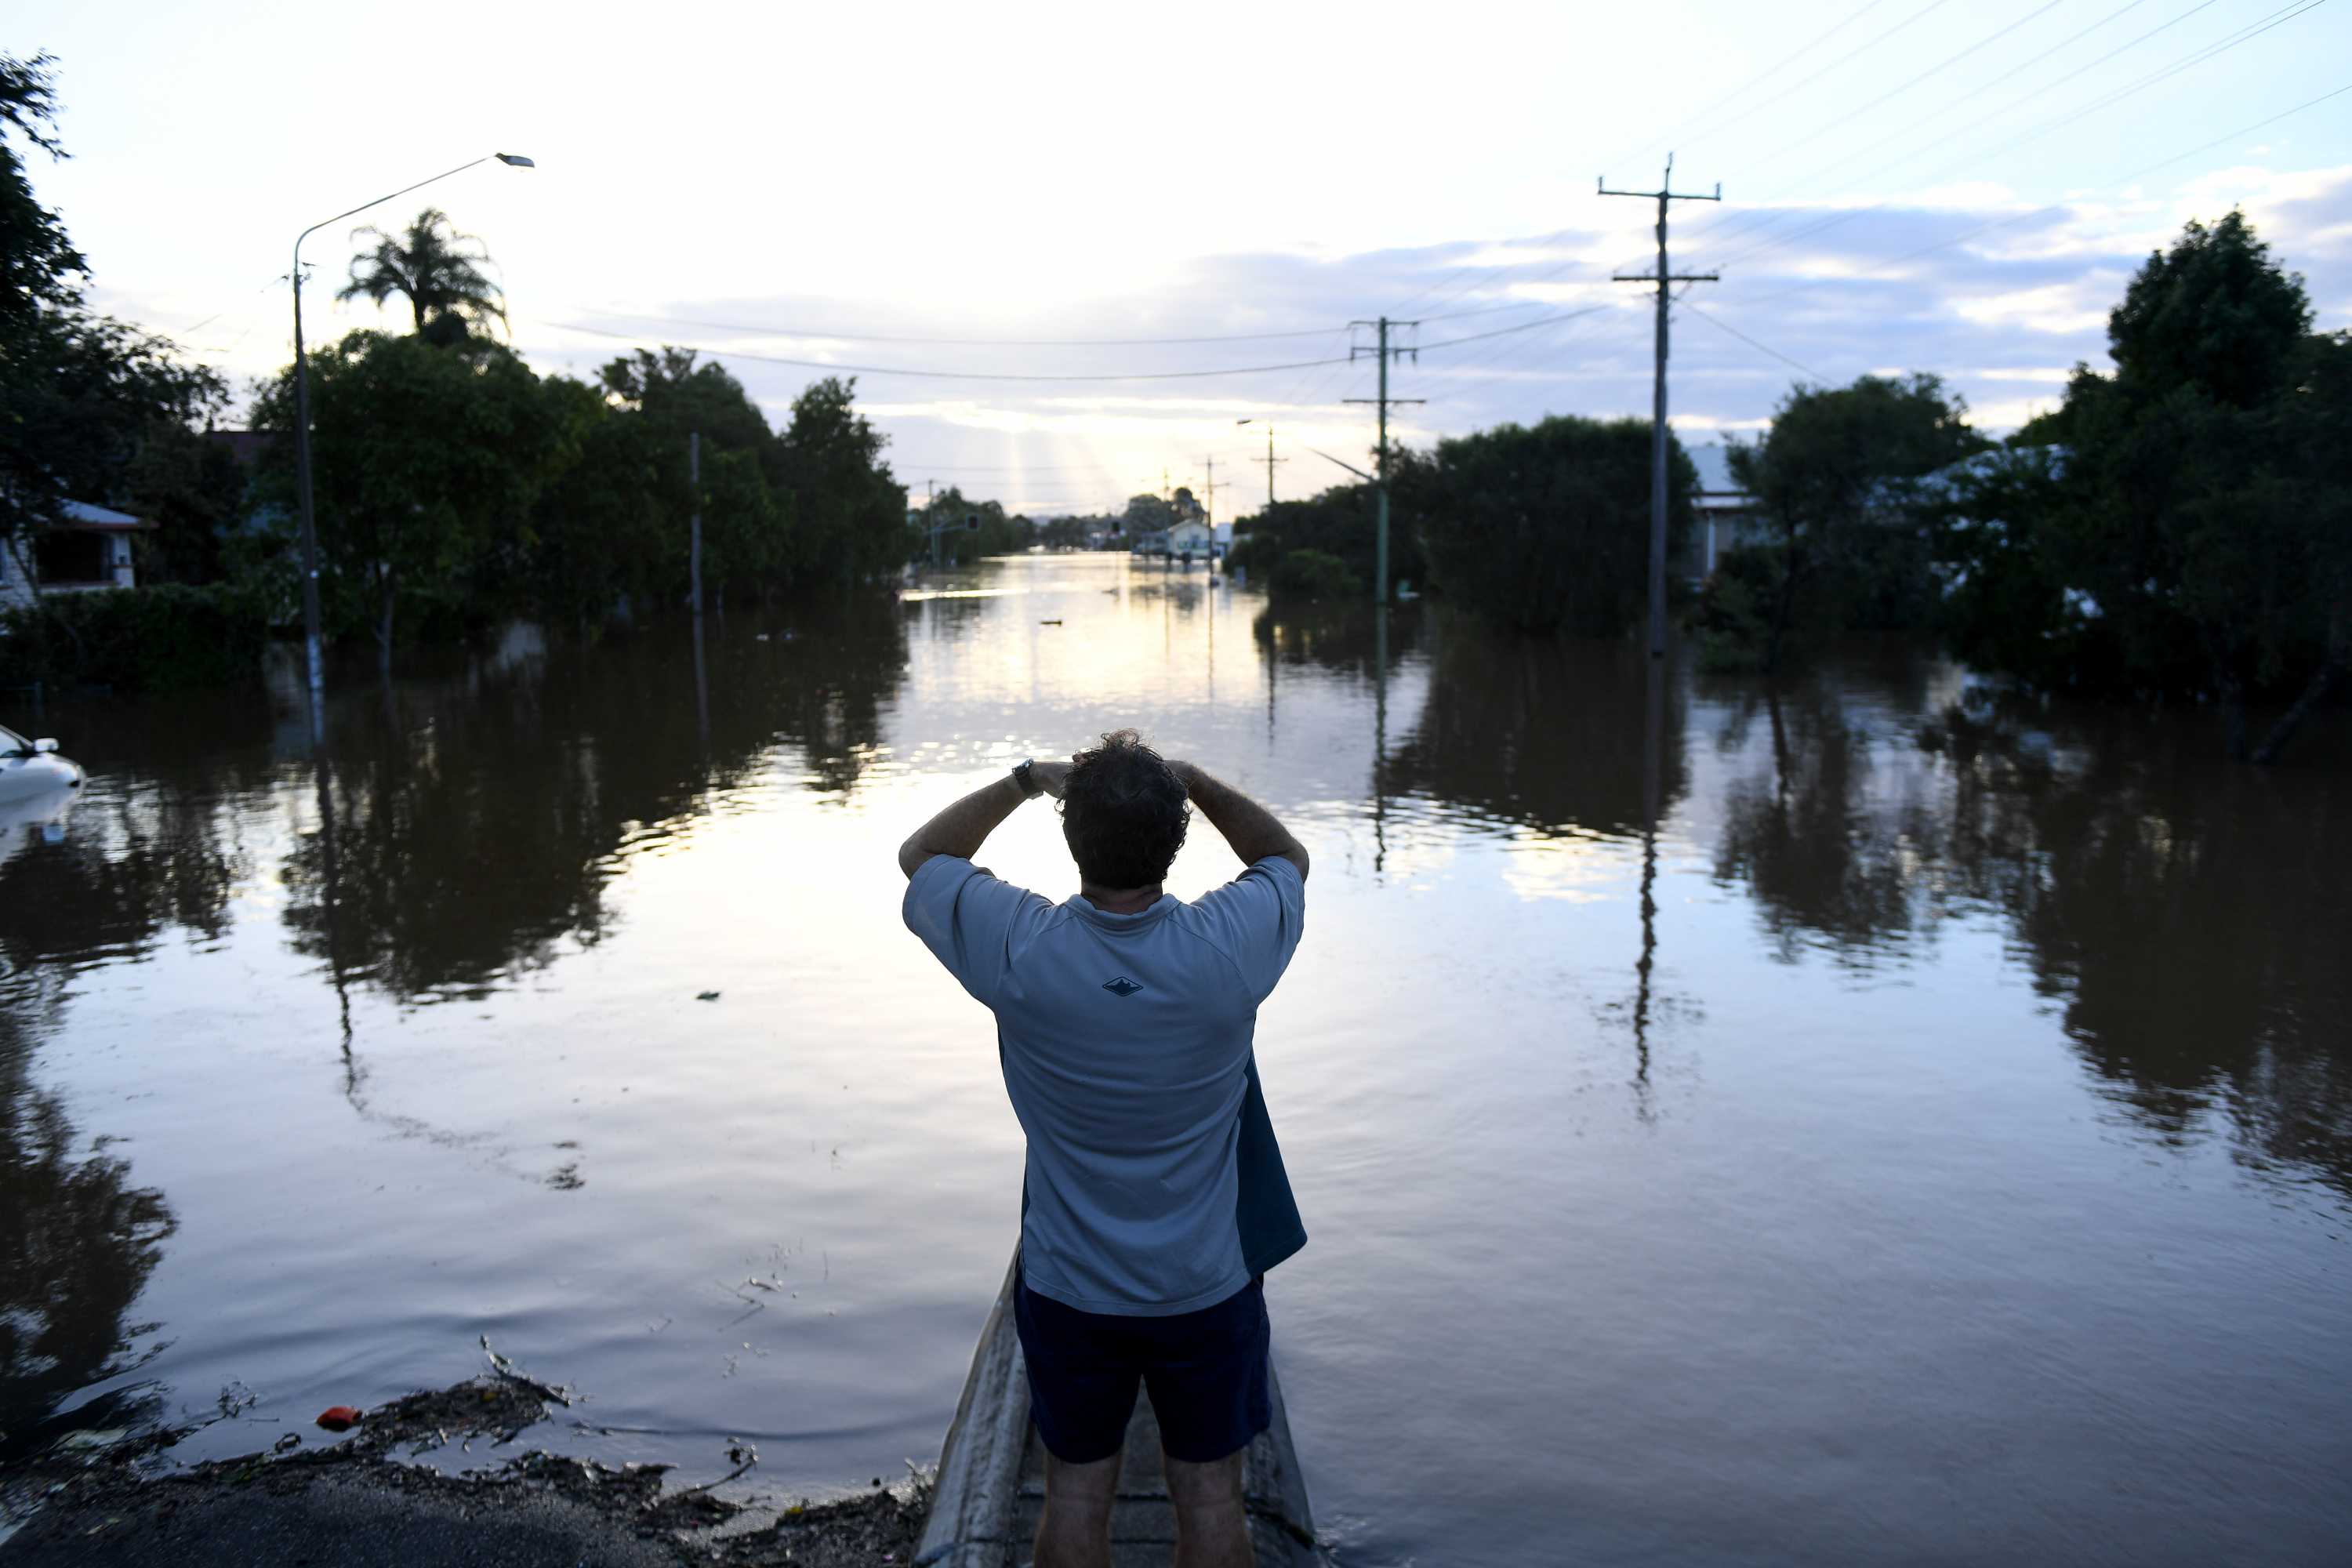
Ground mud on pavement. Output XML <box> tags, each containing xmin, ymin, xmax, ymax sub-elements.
<box><xmin>0</xmin><ymin>1373</ymin><xmax>932</xmax><ymax>1567</ymax></box>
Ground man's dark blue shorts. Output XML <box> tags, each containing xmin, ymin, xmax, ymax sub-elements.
<box><xmin>1013</xmin><ymin>1265</ymin><xmax>1271</xmax><ymax>1465</ymax></box>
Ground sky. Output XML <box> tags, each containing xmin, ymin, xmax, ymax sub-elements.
<box><xmin>13</xmin><ymin>0</ymin><xmax>2351</xmax><ymax>515</ymax></box>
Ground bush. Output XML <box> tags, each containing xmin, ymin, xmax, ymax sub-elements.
<box><xmin>0</xmin><ymin>583</ymin><xmax>270</xmax><ymax>693</ymax></box>
<box><xmin>1403</xmin><ymin>416</ymin><xmax>1692</xmax><ymax>635</ymax></box>
<box><xmin>1268</xmin><ymin>549</ymin><xmax>1363</xmax><ymax>602</ymax></box>
<box><xmin>1689</xmin><ymin>544</ymin><xmax>1778</xmax><ymax>672</ymax></box>
<box><xmin>1229</xmin><ymin>485</ymin><xmax>1421</xmax><ymax>595</ymax></box>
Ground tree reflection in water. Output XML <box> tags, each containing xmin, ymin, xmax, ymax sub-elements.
<box><xmin>1932</xmin><ymin>696</ymin><xmax>2352</xmax><ymax>1200</ymax></box>
<box><xmin>0</xmin><ymin>993</ymin><xmax>176</xmax><ymax>1463</ymax></box>
<box><xmin>1708</xmin><ymin>669</ymin><xmax>1946</xmax><ymax>965</ymax></box>
<box><xmin>1702</xmin><ymin>652</ymin><xmax>2352</xmax><ymax>1202</ymax></box>
<box><xmin>282</xmin><ymin>604</ymin><xmax>908</xmax><ymax>1006</ymax></box>
<box><xmin>1381</xmin><ymin>611</ymin><xmax>1690</xmax><ymax>843</ymax></box>
<box><xmin>0</xmin><ymin>796</ymin><xmax>197</xmax><ymax>1462</ymax></box>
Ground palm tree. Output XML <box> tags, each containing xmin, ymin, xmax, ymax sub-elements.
<box><xmin>336</xmin><ymin>207</ymin><xmax>506</xmax><ymax>344</ymax></box>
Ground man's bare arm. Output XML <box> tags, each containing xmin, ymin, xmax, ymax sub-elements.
<box><xmin>897</xmin><ymin>762</ymin><xmax>1070</xmax><ymax>879</ymax></box>
<box><xmin>1172</xmin><ymin>763</ymin><xmax>1308</xmax><ymax>880</ymax></box>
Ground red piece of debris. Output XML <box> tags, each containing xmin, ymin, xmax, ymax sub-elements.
<box><xmin>316</xmin><ymin>1406</ymin><xmax>362</xmax><ymax>1431</ymax></box>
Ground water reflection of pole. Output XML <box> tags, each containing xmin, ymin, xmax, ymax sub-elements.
<box><xmin>311</xmin><ymin>741</ymin><xmax>358</xmax><ymax>1091</ymax></box>
<box><xmin>691</xmin><ymin>612</ymin><xmax>711</xmax><ymax>758</ymax></box>
<box><xmin>1372</xmin><ymin>605</ymin><xmax>1388</xmax><ymax>875</ymax></box>
<box><xmin>1265</xmin><ymin>612</ymin><xmax>1277</xmax><ymax>742</ymax></box>
<box><xmin>1207</xmin><ymin>574</ymin><xmax>1215</xmax><ymax>702</ymax></box>
<box><xmin>1632</xmin><ymin>648</ymin><xmax>1665</xmax><ymax>1117</ymax></box>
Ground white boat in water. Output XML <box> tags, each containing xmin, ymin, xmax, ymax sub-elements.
<box><xmin>0</xmin><ymin>723</ymin><xmax>85</xmax><ymax>802</ymax></box>
<box><xmin>918</xmin><ymin>1254</ymin><xmax>1326</xmax><ymax>1566</ymax></box>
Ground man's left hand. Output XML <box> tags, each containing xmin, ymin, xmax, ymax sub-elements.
<box><xmin>1033</xmin><ymin>760</ymin><xmax>1073</xmax><ymax>799</ymax></box>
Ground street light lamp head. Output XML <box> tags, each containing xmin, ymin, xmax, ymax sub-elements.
<box><xmin>495</xmin><ymin>152</ymin><xmax>535</xmax><ymax>167</ymax></box>
<box><xmin>1236</xmin><ymin>418</ymin><xmax>1254</xmax><ymax>426</ymax></box>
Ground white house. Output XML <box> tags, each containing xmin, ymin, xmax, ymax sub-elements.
<box><xmin>1167</xmin><ymin>517</ymin><xmax>1213</xmax><ymax>558</ymax></box>
<box><xmin>0</xmin><ymin>501</ymin><xmax>147</xmax><ymax>608</ymax></box>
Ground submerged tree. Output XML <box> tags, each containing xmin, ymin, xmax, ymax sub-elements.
<box><xmin>1712</xmin><ymin>374</ymin><xmax>1987</xmax><ymax>672</ymax></box>
<box><xmin>338</xmin><ymin>206</ymin><xmax>508</xmax><ymax>346</ymax></box>
<box><xmin>252</xmin><ymin>332</ymin><xmax>559</xmax><ymax>669</ymax></box>
<box><xmin>1944</xmin><ymin>212</ymin><xmax>2351</xmax><ymax>760</ymax></box>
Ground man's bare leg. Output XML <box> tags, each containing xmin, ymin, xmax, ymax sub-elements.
<box><xmin>1164</xmin><ymin>1448</ymin><xmax>1253</xmax><ymax>1568</ymax></box>
<box><xmin>1033</xmin><ymin>1449</ymin><xmax>1121</xmax><ymax>1568</ymax></box>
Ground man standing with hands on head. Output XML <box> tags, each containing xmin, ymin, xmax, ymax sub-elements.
<box><xmin>901</xmin><ymin>730</ymin><xmax>1310</xmax><ymax>1568</ymax></box>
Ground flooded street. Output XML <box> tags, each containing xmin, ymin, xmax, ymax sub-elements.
<box><xmin>5</xmin><ymin>551</ymin><xmax>2349</xmax><ymax>1565</ymax></box>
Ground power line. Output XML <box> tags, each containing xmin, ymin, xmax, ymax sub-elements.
<box><xmin>1651</xmin><ymin>0</ymin><xmax>1962</xmax><ymax>165</ymax></box>
<box><xmin>577</xmin><ymin>311</ymin><xmax>1352</xmax><ymax>347</ymax></box>
<box><xmin>548</xmin><ymin>321</ymin><xmax>1357</xmax><ymax>383</ymax></box>
<box><xmin>1718</xmin><ymin>77</ymin><xmax>2352</xmax><ymax>310</ymax></box>
<box><xmin>1417</xmin><ymin>303</ymin><xmax>1616</xmax><ymax>352</ymax></box>
<box><xmin>1680</xmin><ymin>302</ymin><xmax>1824</xmax><ymax>379</ymax></box>
<box><xmin>1668</xmin><ymin>0</ymin><xmax>2181</xmax><ymax>262</ymax></box>
<box><xmin>1602</xmin><ymin>0</ymin><xmax>1896</xmax><ymax>172</ymax></box>
<box><xmin>1744</xmin><ymin>0</ymin><xmax>2066</xmax><ymax>175</ymax></box>
<box><xmin>887</xmin><ymin>462</ymin><xmax>1140</xmax><ymax>473</ymax></box>
<box><xmin>1706</xmin><ymin>0</ymin><xmax>2327</xmax><ymax>275</ymax></box>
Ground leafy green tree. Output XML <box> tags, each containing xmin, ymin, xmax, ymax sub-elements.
<box><xmin>252</xmin><ymin>332</ymin><xmax>558</xmax><ymax>670</ymax></box>
<box><xmin>1228</xmin><ymin>484</ymin><xmax>1422</xmax><ymax>599</ymax></box>
<box><xmin>1123</xmin><ymin>493</ymin><xmax>1176</xmax><ymax>534</ymax></box>
<box><xmin>1406</xmin><ymin>415</ymin><xmax>1687</xmax><ymax>634</ymax></box>
<box><xmin>526</xmin><ymin>376</ymin><xmax>673</xmax><ymax>629</ymax></box>
<box><xmin>1719</xmin><ymin>373</ymin><xmax>1987</xmax><ymax>670</ymax></box>
<box><xmin>1950</xmin><ymin>213</ymin><xmax>2350</xmax><ymax>760</ymax></box>
<box><xmin>594</xmin><ymin>347</ymin><xmax>786</xmax><ymax>608</ymax></box>
<box><xmin>0</xmin><ymin>53</ymin><xmax>78</xmax><ymax>330</ymax></box>
<box><xmin>337</xmin><ymin>206</ymin><xmax>508</xmax><ymax>346</ymax></box>
<box><xmin>0</xmin><ymin>58</ymin><xmax>229</xmax><ymax>590</ymax></box>
<box><xmin>919</xmin><ymin>486</ymin><xmax>1016</xmax><ymax>564</ymax></box>
<box><xmin>774</xmin><ymin>376</ymin><xmax>904</xmax><ymax>586</ymax></box>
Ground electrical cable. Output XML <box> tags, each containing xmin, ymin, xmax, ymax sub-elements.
<box><xmin>1416</xmin><ymin>304</ymin><xmax>1617</xmax><ymax>353</ymax></box>
<box><xmin>1715</xmin><ymin>77</ymin><xmax>2352</xmax><ymax>310</ymax></box>
<box><xmin>1679</xmin><ymin>302</ymin><xmax>1826</xmax><ymax>379</ymax></box>
<box><xmin>1707</xmin><ymin>0</ymin><xmax>2328</xmax><ymax>275</ymax></box>
<box><xmin>1601</xmin><ymin>0</ymin><xmax>1896</xmax><ymax>174</ymax></box>
<box><xmin>1668</xmin><ymin>0</ymin><xmax>2165</xmax><ymax>262</ymax></box>
<box><xmin>547</xmin><ymin>320</ymin><xmax>1357</xmax><ymax>383</ymax></box>
<box><xmin>575</xmin><ymin>311</ymin><xmax>1352</xmax><ymax>347</ymax></box>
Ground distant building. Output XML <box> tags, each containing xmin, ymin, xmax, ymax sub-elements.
<box><xmin>1167</xmin><ymin>518</ymin><xmax>1213</xmax><ymax>558</ymax></box>
<box><xmin>0</xmin><ymin>500</ymin><xmax>147</xmax><ymax>608</ymax></box>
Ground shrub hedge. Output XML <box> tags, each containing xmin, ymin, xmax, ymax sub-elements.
<box><xmin>0</xmin><ymin>583</ymin><xmax>270</xmax><ymax>693</ymax></box>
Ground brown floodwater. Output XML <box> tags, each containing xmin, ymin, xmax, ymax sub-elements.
<box><xmin>2</xmin><ymin>551</ymin><xmax>2348</xmax><ymax>1564</ymax></box>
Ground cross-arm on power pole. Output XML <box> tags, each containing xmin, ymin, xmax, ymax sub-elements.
<box><xmin>1602</xmin><ymin>153</ymin><xmax>1722</xmax><ymax>657</ymax></box>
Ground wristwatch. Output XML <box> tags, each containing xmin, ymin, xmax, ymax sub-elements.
<box><xmin>1011</xmin><ymin>757</ymin><xmax>1040</xmax><ymax>798</ymax></box>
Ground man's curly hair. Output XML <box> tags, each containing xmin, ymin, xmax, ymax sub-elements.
<box><xmin>1060</xmin><ymin>729</ymin><xmax>1189</xmax><ymax>888</ymax></box>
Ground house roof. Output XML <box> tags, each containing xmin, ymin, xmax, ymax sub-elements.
<box><xmin>60</xmin><ymin>499</ymin><xmax>148</xmax><ymax>531</ymax></box>
<box><xmin>1686</xmin><ymin>441</ymin><xmax>1747</xmax><ymax>496</ymax></box>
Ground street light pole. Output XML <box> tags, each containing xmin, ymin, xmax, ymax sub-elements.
<box><xmin>289</xmin><ymin>151</ymin><xmax>535</xmax><ymax>728</ymax></box>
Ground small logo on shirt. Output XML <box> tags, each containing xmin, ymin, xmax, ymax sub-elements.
<box><xmin>1102</xmin><ymin>976</ymin><xmax>1143</xmax><ymax>997</ymax></box>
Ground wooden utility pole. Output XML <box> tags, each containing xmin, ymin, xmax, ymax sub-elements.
<box><xmin>688</xmin><ymin>430</ymin><xmax>703</xmax><ymax>619</ymax></box>
<box><xmin>1258</xmin><ymin>424</ymin><xmax>1286</xmax><ymax>508</ymax></box>
<box><xmin>1345</xmin><ymin>317</ymin><xmax>1423</xmax><ymax>604</ymax></box>
<box><xmin>1605</xmin><ymin>154</ymin><xmax>1719</xmax><ymax>657</ymax></box>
